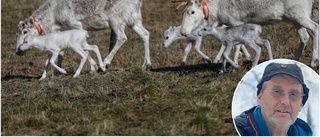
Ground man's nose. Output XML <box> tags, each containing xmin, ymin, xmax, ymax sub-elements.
<box><xmin>280</xmin><ymin>94</ymin><xmax>291</xmax><ymax>105</ymax></box>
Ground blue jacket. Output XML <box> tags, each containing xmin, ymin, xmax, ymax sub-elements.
<box><xmin>234</xmin><ymin>106</ymin><xmax>313</xmax><ymax>136</ymax></box>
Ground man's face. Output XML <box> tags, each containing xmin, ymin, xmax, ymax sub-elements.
<box><xmin>258</xmin><ymin>74</ymin><xmax>303</xmax><ymax>128</ymax></box>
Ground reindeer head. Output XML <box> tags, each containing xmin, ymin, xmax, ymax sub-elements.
<box><xmin>16</xmin><ymin>17</ymin><xmax>41</xmax><ymax>54</ymax></box>
<box><xmin>16</xmin><ymin>35</ymin><xmax>36</xmax><ymax>56</ymax></box>
<box><xmin>198</xmin><ymin>26</ymin><xmax>210</xmax><ymax>37</ymax></box>
<box><xmin>180</xmin><ymin>0</ymin><xmax>209</xmax><ymax>37</ymax></box>
<box><xmin>163</xmin><ymin>26</ymin><xmax>180</xmax><ymax>47</ymax></box>
<box><xmin>198</xmin><ymin>22</ymin><xmax>219</xmax><ymax>37</ymax></box>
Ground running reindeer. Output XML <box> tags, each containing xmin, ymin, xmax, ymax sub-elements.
<box><xmin>17</xmin><ymin>30</ymin><xmax>106</xmax><ymax>80</ymax></box>
<box><xmin>16</xmin><ymin>0</ymin><xmax>151</xmax><ymax>74</ymax></box>
<box><xmin>179</xmin><ymin>0</ymin><xmax>319</xmax><ymax>67</ymax></box>
<box><xmin>163</xmin><ymin>24</ymin><xmax>251</xmax><ymax>67</ymax></box>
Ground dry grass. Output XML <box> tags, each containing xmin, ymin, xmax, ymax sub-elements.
<box><xmin>1</xmin><ymin>0</ymin><xmax>318</xmax><ymax>136</ymax></box>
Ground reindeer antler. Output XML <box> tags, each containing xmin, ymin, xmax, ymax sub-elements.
<box><xmin>172</xmin><ymin>0</ymin><xmax>192</xmax><ymax>12</ymax></box>
<box><xmin>175</xmin><ymin>2</ymin><xmax>187</xmax><ymax>11</ymax></box>
<box><xmin>171</xmin><ymin>0</ymin><xmax>191</xmax><ymax>11</ymax></box>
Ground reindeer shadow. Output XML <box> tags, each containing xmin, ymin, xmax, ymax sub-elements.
<box><xmin>150</xmin><ymin>60</ymin><xmax>254</xmax><ymax>74</ymax></box>
<box><xmin>150</xmin><ymin>63</ymin><xmax>218</xmax><ymax>73</ymax></box>
<box><xmin>1</xmin><ymin>74</ymin><xmax>40</xmax><ymax>81</ymax></box>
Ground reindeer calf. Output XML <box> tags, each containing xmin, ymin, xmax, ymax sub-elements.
<box><xmin>199</xmin><ymin>23</ymin><xmax>273</xmax><ymax>72</ymax></box>
<box><xmin>163</xmin><ymin>25</ymin><xmax>211</xmax><ymax>66</ymax></box>
<box><xmin>17</xmin><ymin>29</ymin><xmax>106</xmax><ymax>80</ymax></box>
<box><xmin>163</xmin><ymin>25</ymin><xmax>251</xmax><ymax>67</ymax></box>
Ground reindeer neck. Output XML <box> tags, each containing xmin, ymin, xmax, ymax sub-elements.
<box><xmin>211</xmin><ymin>27</ymin><xmax>225</xmax><ymax>41</ymax></box>
<box><xmin>31</xmin><ymin>1</ymin><xmax>57</xmax><ymax>34</ymax></box>
<box><xmin>174</xmin><ymin>26</ymin><xmax>187</xmax><ymax>40</ymax></box>
<box><xmin>30</xmin><ymin>36</ymin><xmax>47</xmax><ymax>51</ymax></box>
<box><xmin>36</xmin><ymin>35</ymin><xmax>47</xmax><ymax>42</ymax></box>
<box><xmin>206</xmin><ymin>0</ymin><xmax>219</xmax><ymax>24</ymax></box>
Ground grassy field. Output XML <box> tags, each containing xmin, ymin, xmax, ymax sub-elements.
<box><xmin>1</xmin><ymin>0</ymin><xmax>319</xmax><ymax>136</ymax></box>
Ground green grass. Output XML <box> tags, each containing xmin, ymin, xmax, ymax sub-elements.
<box><xmin>2</xmin><ymin>67</ymin><xmax>239</xmax><ymax>135</ymax></box>
<box><xmin>1</xmin><ymin>0</ymin><xmax>318</xmax><ymax>136</ymax></box>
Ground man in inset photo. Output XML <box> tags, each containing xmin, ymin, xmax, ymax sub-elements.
<box><xmin>232</xmin><ymin>59</ymin><xmax>319</xmax><ymax>136</ymax></box>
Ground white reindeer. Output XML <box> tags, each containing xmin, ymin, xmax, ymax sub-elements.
<box><xmin>198</xmin><ymin>23</ymin><xmax>273</xmax><ymax>72</ymax></box>
<box><xmin>180</xmin><ymin>0</ymin><xmax>319</xmax><ymax>67</ymax></box>
<box><xmin>16</xmin><ymin>0</ymin><xmax>151</xmax><ymax>72</ymax></box>
<box><xmin>163</xmin><ymin>25</ymin><xmax>251</xmax><ymax>66</ymax></box>
<box><xmin>16</xmin><ymin>30</ymin><xmax>106</xmax><ymax>80</ymax></box>
<box><xmin>163</xmin><ymin>25</ymin><xmax>211</xmax><ymax>66</ymax></box>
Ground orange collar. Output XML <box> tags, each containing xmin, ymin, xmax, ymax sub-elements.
<box><xmin>33</xmin><ymin>17</ymin><xmax>43</xmax><ymax>35</ymax></box>
<box><xmin>202</xmin><ymin>1</ymin><xmax>209</xmax><ymax>20</ymax></box>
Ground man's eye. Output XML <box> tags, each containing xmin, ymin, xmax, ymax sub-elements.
<box><xmin>272</xmin><ymin>90</ymin><xmax>283</xmax><ymax>96</ymax></box>
<box><xmin>289</xmin><ymin>92</ymin><xmax>297</xmax><ymax>97</ymax></box>
<box><xmin>274</xmin><ymin>90</ymin><xmax>280</xmax><ymax>93</ymax></box>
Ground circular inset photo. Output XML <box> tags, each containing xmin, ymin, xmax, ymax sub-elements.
<box><xmin>232</xmin><ymin>59</ymin><xmax>319</xmax><ymax>136</ymax></box>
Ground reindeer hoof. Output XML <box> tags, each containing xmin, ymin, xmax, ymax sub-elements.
<box><xmin>143</xmin><ymin>64</ymin><xmax>152</xmax><ymax>71</ymax></box>
<box><xmin>105</xmin><ymin>64</ymin><xmax>111</xmax><ymax>69</ymax></box>
<box><xmin>97</xmin><ymin>67</ymin><xmax>106</xmax><ymax>73</ymax></box>
<box><xmin>60</xmin><ymin>69</ymin><xmax>67</xmax><ymax>74</ymax></box>
<box><xmin>205</xmin><ymin>59</ymin><xmax>212</xmax><ymax>64</ymax></box>
<box><xmin>180</xmin><ymin>62</ymin><xmax>186</xmax><ymax>66</ymax></box>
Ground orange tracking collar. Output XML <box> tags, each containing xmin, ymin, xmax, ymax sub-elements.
<box><xmin>202</xmin><ymin>1</ymin><xmax>209</xmax><ymax>20</ymax></box>
<box><xmin>33</xmin><ymin>17</ymin><xmax>43</xmax><ymax>35</ymax></box>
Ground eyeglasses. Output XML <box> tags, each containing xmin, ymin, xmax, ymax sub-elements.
<box><xmin>270</xmin><ymin>90</ymin><xmax>305</xmax><ymax>102</ymax></box>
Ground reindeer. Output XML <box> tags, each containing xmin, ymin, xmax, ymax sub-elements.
<box><xmin>17</xmin><ymin>30</ymin><xmax>106</xmax><ymax>80</ymax></box>
<box><xmin>179</xmin><ymin>0</ymin><xmax>319</xmax><ymax>67</ymax></box>
<box><xmin>163</xmin><ymin>25</ymin><xmax>212</xmax><ymax>66</ymax></box>
<box><xmin>198</xmin><ymin>23</ymin><xmax>272</xmax><ymax>73</ymax></box>
<box><xmin>163</xmin><ymin>24</ymin><xmax>251</xmax><ymax>66</ymax></box>
<box><xmin>16</xmin><ymin>0</ymin><xmax>151</xmax><ymax>73</ymax></box>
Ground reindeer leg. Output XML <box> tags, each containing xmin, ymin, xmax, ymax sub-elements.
<box><xmin>132</xmin><ymin>22</ymin><xmax>151</xmax><ymax>70</ymax></box>
<box><xmin>181</xmin><ymin>41</ymin><xmax>193</xmax><ymax>66</ymax></box>
<box><xmin>40</xmin><ymin>54</ymin><xmax>51</xmax><ymax>80</ymax></box>
<box><xmin>103</xmin><ymin>26</ymin><xmax>127</xmax><ymax>68</ymax></box>
<box><xmin>53</xmin><ymin>51</ymin><xmax>64</xmax><ymax>76</ymax></box>
<box><xmin>194</xmin><ymin>37</ymin><xmax>211</xmax><ymax>64</ymax></box>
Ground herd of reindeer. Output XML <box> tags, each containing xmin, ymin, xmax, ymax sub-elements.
<box><xmin>15</xmin><ymin>0</ymin><xmax>319</xmax><ymax>80</ymax></box>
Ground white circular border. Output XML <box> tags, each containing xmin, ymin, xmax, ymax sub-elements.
<box><xmin>231</xmin><ymin>59</ymin><xmax>319</xmax><ymax>136</ymax></box>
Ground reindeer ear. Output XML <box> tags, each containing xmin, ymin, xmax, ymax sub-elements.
<box><xmin>19</xmin><ymin>21</ymin><xmax>24</xmax><ymax>25</ymax></box>
<box><xmin>25</xmin><ymin>17</ymin><xmax>33</xmax><ymax>26</ymax></box>
<box><xmin>19</xmin><ymin>21</ymin><xmax>25</xmax><ymax>28</ymax></box>
<box><xmin>28</xmin><ymin>17</ymin><xmax>34</xmax><ymax>25</ymax></box>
